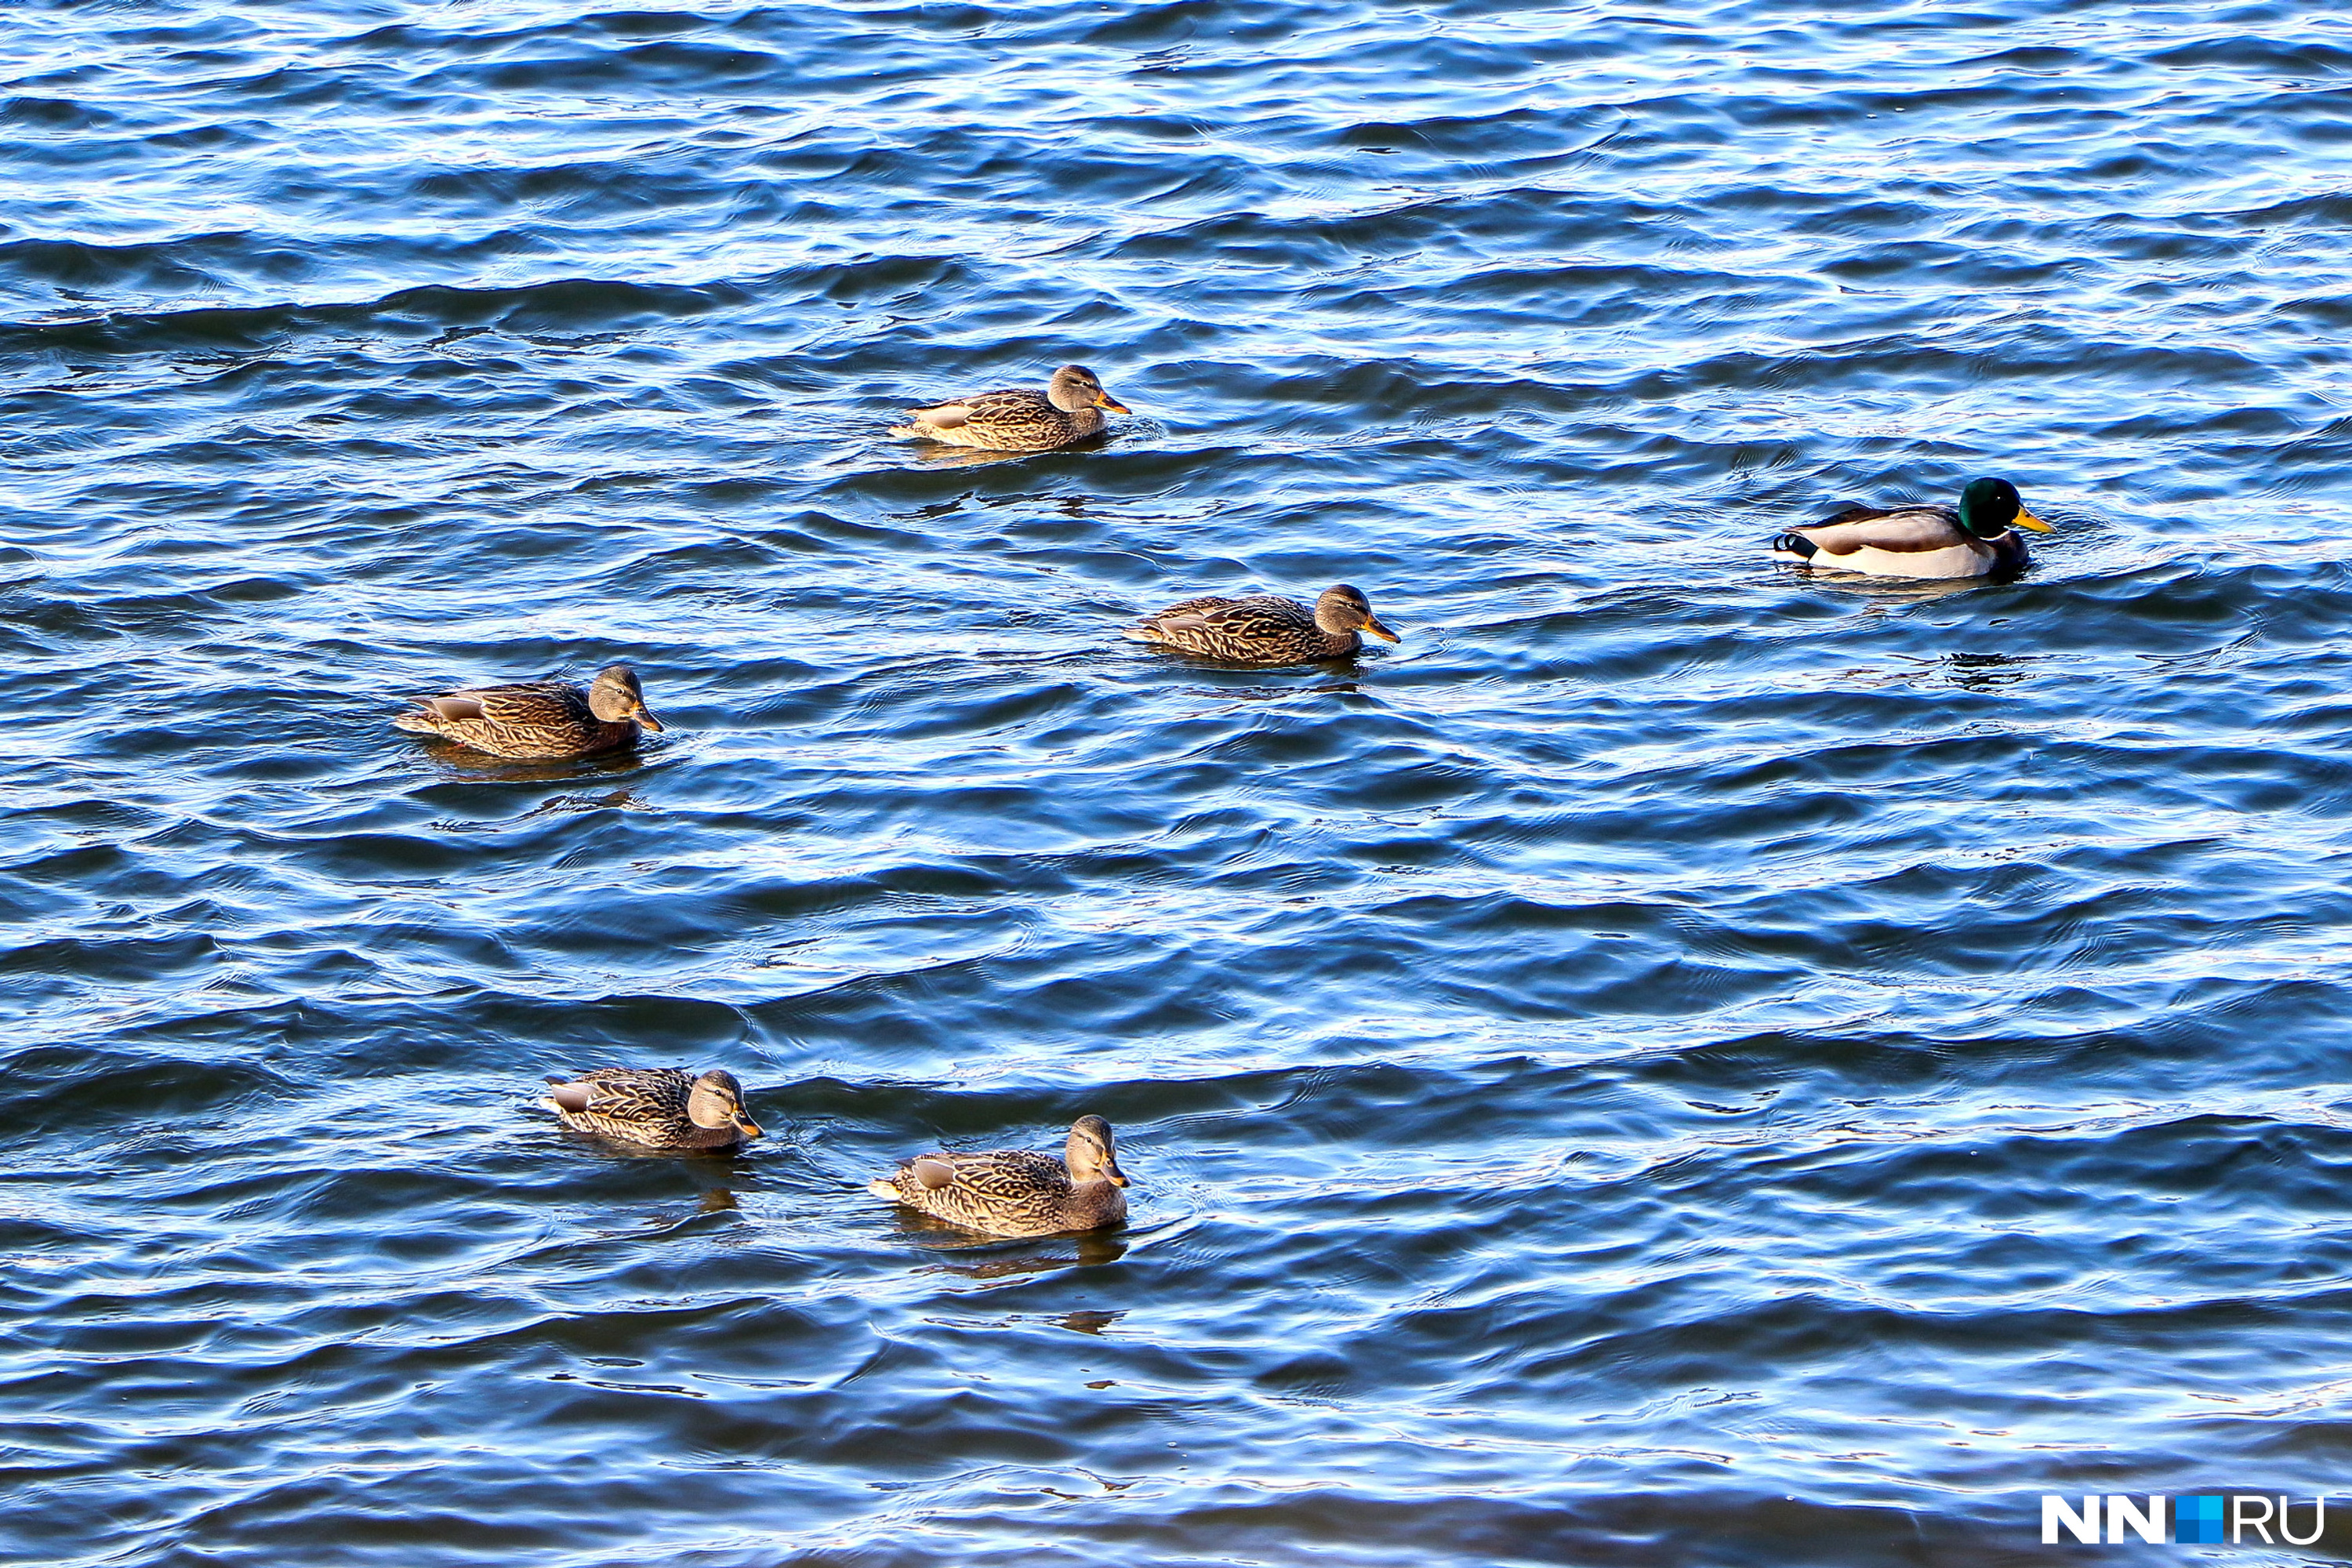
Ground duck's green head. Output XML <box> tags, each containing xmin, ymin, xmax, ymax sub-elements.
<box><xmin>1958</xmin><ymin>477</ymin><xmax>2053</xmax><ymax>540</ymax></box>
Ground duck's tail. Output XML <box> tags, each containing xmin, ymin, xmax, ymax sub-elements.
<box><xmin>391</xmin><ymin>706</ymin><xmax>445</xmax><ymax>735</ymax></box>
<box><xmin>866</xmin><ymin>1176</ymin><xmax>902</xmax><ymax>1200</ymax></box>
<box><xmin>1769</xmin><ymin>532</ymin><xmax>1818</xmax><ymax>561</ymax></box>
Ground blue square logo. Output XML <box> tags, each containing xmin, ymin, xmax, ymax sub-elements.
<box><xmin>2177</xmin><ymin>1494</ymin><xmax>2226</xmax><ymax>1544</ymax></box>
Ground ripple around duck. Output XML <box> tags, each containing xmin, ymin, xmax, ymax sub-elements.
<box><xmin>10</xmin><ymin>0</ymin><xmax>2352</xmax><ymax>1563</ymax></box>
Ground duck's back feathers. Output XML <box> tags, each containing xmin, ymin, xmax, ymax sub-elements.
<box><xmin>1123</xmin><ymin>593</ymin><xmax>1242</xmax><ymax>640</ymax></box>
<box><xmin>544</xmin><ymin>1066</ymin><xmax>694</xmax><ymax>1120</ymax></box>
<box><xmin>405</xmin><ymin>681</ymin><xmax>589</xmax><ymax>728</ymax></box>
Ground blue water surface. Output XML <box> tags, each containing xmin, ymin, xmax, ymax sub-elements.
<box><xmin>6</xmin><ymin>1</ymin><xmax>2352</xmax><ymax>1563</ymax></box>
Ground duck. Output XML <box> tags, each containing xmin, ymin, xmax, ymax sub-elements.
<box><xmin>867</xmin><ymin>1115</ymin><xmax>1130</xmax><ymax>1238</ymax></box>
<box><xmin>1770</xmin><ymin>477</ymin><xmax>2053</xmax><ymax>579</ymax></box>
<box><xmin>1126</xmin><ymin>583</ymin><xmax>1400</xmax><ymax>665</ymax></box>
<box><xmin>891</xmin><ymin>364</ymin><xmax>1131</xmax><ymax>452</ymax></box>
<box><xmin>393</xmin><ymin>663</ymin><xmax>662</xmax><ymax>760</ymax></box>
<box><xmin>540</xmin><ymin>1067</ymin><xmax>764</xmax><ymax>1152</ymax></box>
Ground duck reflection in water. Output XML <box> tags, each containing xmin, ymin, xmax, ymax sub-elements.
<box><xmin>564</xmin><ymin>1185</ymin><xmax>742</xmax><ymax>1247</ymax></box>
<box><xmin>898</xmin><ymin>436</ymin><xmax>1112</xmax><ymax>470</ymax></box>
<box><xmin>900</xmin><ymin>1221</ymin><xmax>1132</xmax><ymax>1281</ymax></box>
<box><xmin>424</xmin><ymin>740</ymin><xmax>655</xmax><ymax>787</ymax></box>
<box><xmin>429</xmin><ymin>787</ymin><xmax>653</xmax><ymax>837</ymax></box>
<box><xmin>1794</xmin><ymin>572</ymin><xmax>2003</xmax><ymax>607</ymax></box>
<box><xmin>1821</xmin><ymin>651</ymin><xmax>2047</xmax><ymax>694</ymax></box>
<box><xmin>1937</xmin><ymin>651</ymin><xmax>2042</xmax><ymax>691</ymax></box>
<box><xmin>625</xmin><ymin>1185</ymin><xmax>742</xmax><ymax>1242</ymax></box>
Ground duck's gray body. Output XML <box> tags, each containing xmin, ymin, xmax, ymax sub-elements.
<box><xmin>1770</xmin><ymin>480</ymin><xmax>2051</xmax><ymax>580</ymax></box>
<box><xmin>1771</xmin><ymin>503</ymin><xmax>2029</xmax><ymax>579</ymax></box>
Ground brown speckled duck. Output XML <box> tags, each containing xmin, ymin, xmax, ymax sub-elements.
<box><xmin>541</xmin><ymin>1068</ymin><xmax>763</xmax><ymax>1152</ymax></box>
<box><xmin>394</xmin><ymin>664</ymin><xmax>662</xmax><ymax>760</ymax></box>
<box><xmin>868</xmin><ymin>1116</ymin><xmax>1129</xmax><ymax>1238</ymax></box>
<box><xmin>891</xmin><ymin>365</ymin><xmax>1131</xmax><ymax>452</ymax></box>
<box><xmin>1127</xmin><ymin>583</ymin><xmax>1400</xmax><ymax>665</ymax></box>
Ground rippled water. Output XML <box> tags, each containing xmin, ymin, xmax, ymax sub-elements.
<box><xmin>9</xmin><ymin>2</ymin><xmax>2352</xmax><ymax>1563</ymax></box>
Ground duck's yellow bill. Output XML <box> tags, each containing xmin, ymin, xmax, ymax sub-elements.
<box><xmin>2014</xmin><ymin>508</ymin><xmax>2054</xmax><ymax>534</ymax></box>
<box><xmin>637</xmin><ymin>710</ymin><xmax>666</xmax><ymax>732</ymax></box>
<box><xmin>1364</xmin><ymin>616</ymin><xmax>1402</xmax><ymax>644</ymax></box>
<box><xmin>1096</xmin><ymin>393</ymin><xmax>1132</xmax><ymax>413</ymax></box>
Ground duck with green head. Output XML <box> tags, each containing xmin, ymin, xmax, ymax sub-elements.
<box><xmin>1771</xmin><ymin>477</ymin><xmax>2053</xmax><ymax>579</ymax></box>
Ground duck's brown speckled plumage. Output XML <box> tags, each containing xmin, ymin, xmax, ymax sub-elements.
<box><xmin>891</xmin><ymin>364</ymin><xmax>1131</xmax><ymax>452</ymax></box>
<box><xmin>868</xmin><ymin>1115</ymin><xmax>1130</xmax><ymax>1238</ymax></box>
<box><xmin>1126</xmin><ymin>583</ymin><xmax>1401</xmax><ymax>666</ymax></box>
<box><xmin>540</xmin><ymin>1067</ymin><xmax>764</xmax><ymax>1151</ymax></box>
<box><xmin>394</xmin><ymin>663</ymin><xmax>662</xmax><ymax>760</ymax></box>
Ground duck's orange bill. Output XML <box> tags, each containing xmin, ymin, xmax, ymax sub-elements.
<box><xmin>1364</xmin><ymin>616</ymin><xmax>1403</xmax><ymax>644</ymax></box>
<box><xmin>1096</xmin><ymin>393</ymin><xmax>1132</xmax><ymax>413</ymax></box>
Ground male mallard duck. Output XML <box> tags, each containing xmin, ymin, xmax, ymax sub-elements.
<box><xmin>540</xmin><ymin>1067</ymin><xmax>764</xmax><ymax>1151</ymax></box>
<box><xmin>393</xmin><ymin>663</ymin><xmax>662</xmax><ymax>760</ymax></box>
<box><xmin>867</xmin><ymin>1115</ymin><xmax>1129</xmax><ymax>1238</ymax></box>
<box><xmin>1770</xmin><ymin>477</ymin><xmax>2053</xmax><ymax>579</ymax></box>
<box><xmin>891</xmin><ymin>364</ymin><xmax>1131</xmax><ymax>452</ymax></box>
<box><xmin>1127</xmin><ymin>583</ymin><xmax>1401</xmax><ymax>665</ymax></box>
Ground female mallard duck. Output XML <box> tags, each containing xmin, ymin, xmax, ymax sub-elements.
<box><xmin>541</xmin><ymin>1067</ymin><xmax>764</xmax><ymax>1151</ymax></box>
<box><xmin>868</xmin><ymin>1115</ymin><xmax>1129</xmax><ymax>1238</ymax></box>
<box><xmin>393</xmin><ymin>663</ymin><xmax>662</xmax><ymax>760</ymax></box>
<box><xmin>1771</xmin><ymin>477</ymin><xmax>2053</xmax><ymax>579</ymax></box>
<box><xmin>1127</xmin><ymin>583</ymin><xmax>1400</xmax><ymax>665</ymax></box>
<box><xmin>891</xmin><ymin>364</ymin><xmax>1131</xmax><ymax>452</ymax></box>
